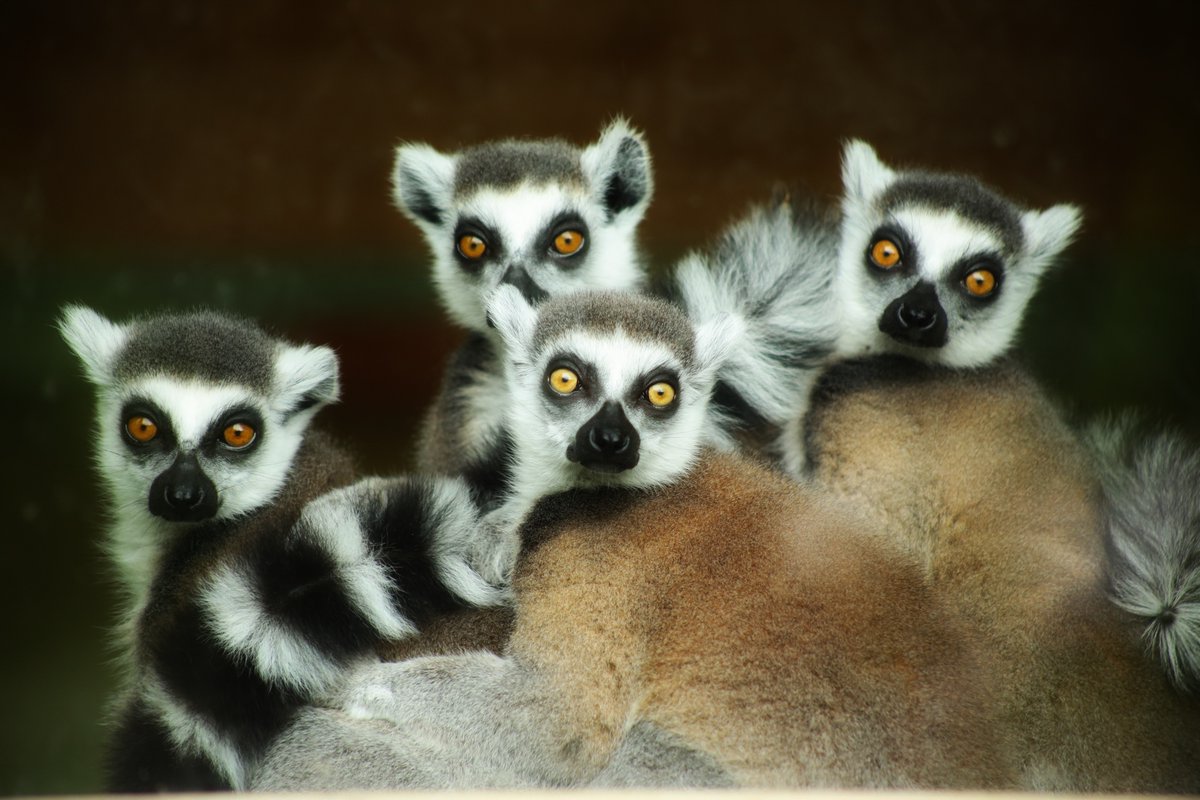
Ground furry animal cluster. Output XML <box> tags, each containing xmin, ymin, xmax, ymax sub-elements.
<box><xmin>63</xmin><ymin>120</ymin><xmax>1200</xmax><ymax>793</ymax></box>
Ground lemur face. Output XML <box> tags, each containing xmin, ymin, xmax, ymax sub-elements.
<box><xmin>392</xmin><ymin>119</ymin><xmax>653</xmax><ymax>333</ymax></box>
<box><xmin>488</xmin><ymin>287</ymin><xmax>740</xmax><ymax>494</ymax></box>
<box><xmin>836</xmin><ymin>141</ymin><xmax>1082</xmax><ymax>367</ymax></box>
<box><xmin>60</xmin><ymin>307</ymin><xmax>339</xmax><ymax>527</ymax></box>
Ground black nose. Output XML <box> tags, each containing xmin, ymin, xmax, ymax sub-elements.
<box><xmin>897</xmin><ymin>302</ymin><xmax>938</xmax><ymax>331</ymax></box>
<box><xmin>878</xmin><ymin>281</ymin><xmax>948</xmax><ymax>348</ymax></box>
<box><xmin>149</xmin><ymin>453</ymin><xmax>219</xmax><ymax>522</ymax></box>
<box><xmin>568</xmin><ymin>401</ymin><xmax>640</xmax><ymax>473</ymax></box>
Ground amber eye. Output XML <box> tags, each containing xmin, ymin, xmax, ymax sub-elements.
<box><xmin>126</xmin><ymin>416</ymin><xmax>158</xmax><ymax>443</ymax></box>
<box><xmin>457</xmin><ymin>234</ymin><xmax>487</xmax><ymax>260</ymax></box>
<box><xmin>869</xmin><ymin>238</ymin><xmax>902</xmax><ymax>269</ymax></box>
<box><xmin>548</xmin><ymin>368</ymin><xmax>580</xmax><ymax>395</ymax></box>
<box><xmin>552</xmin><ymin>230</ymin><xmax>585</xmax><ymax>256</ymax></box>
<box><xmin>222</xmin><ymin>422</ymin><xmax>257</xmax><ymax>449</ymax></box>
<box><xmin>646</xmin><ymin>382</ymin><xmax>676</xmax><ymax>408</ymax></box>
<box><xmin>964</xmin><ymin>269</ymin><xmax>997</xmax><ymax>298</ymax></box>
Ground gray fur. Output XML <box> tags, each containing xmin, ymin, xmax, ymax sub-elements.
<box><xmin>113</xmin><ymin>310</ymin><xmax>276</xmax><ymax>391</ymax></box>
<box><xmin>670</xmin><ymin>195</ymin><xmax>840</xmax><ymax>460</ymax></box>
<box><xmin>1088</xmin><ymin>417</ymin><xmax>1200</xmax><ymax>691</ymax></box>
<box><xmin>880</xmin><ymin>173</ymin><xmax>1025</xmax><ymax>255</ymax></box>
<box><xmin>532</xmin><ymin>290</ymin><xmax>697</xmax><ymax>369</ymax></box>
<box><xmin>591</xmin><ymin>721</ymin><xmax>736</xmax><ymax>788</ymax></box>
<box><xmin>454</xmin><ymin>139</ymin><xmax>585</xmax><ymax>197</ymax></box>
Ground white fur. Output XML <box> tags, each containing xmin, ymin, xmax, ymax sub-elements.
<box><xmin>579</xmin><ymin>116</ymin><xmax>655</xmax><ymax>225</ymax></box>
<box><xmin>58</xmin><ymin>304</ymin><xmax>129</xmax><ymax>385</ymax></box>
<box><xmin>200</xmin><ymin>563</ymin><xmax>349</xmax><ymax>697</ymax></box>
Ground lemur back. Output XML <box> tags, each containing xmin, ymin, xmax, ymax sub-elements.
<box><xmin>804</xmin><ymin>357</ymin><xmax>1200</xmax><ymax>791</ymax></box>
<box><xmin>60</xmin><ymin>307</ymin><xmax>506</xmax><ymax>790</ymax></box>
<box><xmin>391</xmin><ymin>120</ymin><xmax>654</xmax><ymax>505</ymax></box>
<box><xmin>254</xmin><ymin>290</ymin><xmax>1017</xmax><ymax>790</ymax></box>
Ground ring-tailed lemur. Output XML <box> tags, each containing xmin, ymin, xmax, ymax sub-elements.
<box><xmin>392</xmin><ymin>119</ymin><xmax>653</xmax><ymax>506</ymax></box>
<box><xmin>673</xmin><ymin>141</ymin><xmax>1081</xmax><ymax>474</ymax></box>
<box><xmin>1086</xmin><ymin>418</ymin><xmax>1200</xmax><ymax>693</ymax></box>
<box><xmin>60</xmin><ymin>307</ymin><xmax>503</xmax><ymax>791</ymax></box>
<box><xmin>253</xmin><ymin>287</ymin><xmax>1017</xmax><ymax>790</ymax></box>
<box><xmin>802</xmin><ymin>356</ymin><xmax>1200</xmax><ymax>791</ymax></box>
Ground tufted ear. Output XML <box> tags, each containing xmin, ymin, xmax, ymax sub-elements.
<box><xmin>486</xmin><ymin>284</ymin><xmax>539</xmax><ymax>362</ymax></box>
<box><xmin>840</xmin><ymin>139</ymin><xmax>897</xmax><ymax>209</ymax></box>
<box><xmin>58</xmin><ymin>305</ymin><xmax>128</xmax><ymax>386</ymax></box>
<box><xmin>274</xmin><ymin>342</ymin><xmax>340</xmax><ymax>417</ymax></box>
<box><xmin>580</xmin><ymin>117</ymin><xmax>654</xmax><ymax>223</ymax></box>
<box><xmin>1021</xmin><ymin>203</ymin><xmax>1083</xmax><ymax>275</ymax></box>
<box><xmin>392</xmin><ymin>143</ymin><xmax>458</xmax><ymax>229</ymax></box>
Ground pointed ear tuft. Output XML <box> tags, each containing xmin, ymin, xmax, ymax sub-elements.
<box><xmin>486</xmin><ymin>284</ymin><xmax>538</xmax><ymax>358</ymax></box>
<box><xmin>840</xmin><ymin>139</ymin><xmax>896</xmax><ymax>208</ymax></box>
<box><xmin>1022</xmin><ymin>203</ymin><xmax>1083</xmax><ymax>268</ymax></box>
<box><xmin>581</xmin><ymin>117</ymin><xmax>653</xmax><ymax>222</ymax></box>
<box><xmin>274</xmin><ymin>343</ymin><xmax>340</xmax><ymax>417</ymax></box>
<box><xmin>392</xmin><ymin>143</ymin><xmax>458</xmax><ymax>228</ymax></box>
<box><xmin>58</xmin><ymin>305</ymin><xmax>128</xmax><ymax>386</ymax></box>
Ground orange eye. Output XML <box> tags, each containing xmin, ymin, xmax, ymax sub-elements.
<box><xmin>552</xmin><ymin>230</ymin><xmax>585</xmax><ymax>256</ymax></box>
<box><xmin>457</xmin><ymin>235</ymin><xmax>487</xmax><ymax>260</ymax></box>
<box><xmin>222</xmin><ymin>422</ymin><xmax>257</xmax><ymax>449</ymax></box>
<box><xmin>126</xmin><ymin>416</ymin><xmax>158</xmax><ymax>443</ymax></box>
<box><xmin>646</xmin><ymin>382</ymin><xmax>676</xmax><ymax>408</ymax></box>
<box><xmin>964</xmin><ymin>269</ymin><xmax>997</xmax><ymax>297</ymax></box>
<box><xmin>960</xmin><ymin>268</ymin><xmax>998</xmax><ymax>297</ymax></box>
<box><xmin>869</xmin><ymin>238</ymin><xmax>902</xmax><ymax>269</ymax></box>
<box><xmin>548</xmin><ymin>368</ymin><xmax>580</xmax><ymax>395</ymax></box>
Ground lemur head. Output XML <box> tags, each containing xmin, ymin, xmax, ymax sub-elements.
<box><xmin>836</xmin><ymin>140</ymin><xmax>1082</xmax><ymax>367</ymax></box>
<box><xmin>487</xmin><ymin>286</ymin><xmax>741</xmax><ymax>497</ymax></box>
<box><xmin>60</xmin><ymin>306</ymin><xmax>340</xmax><ymax>528</ymax></box>
<box><xmin>391</xmin><ymin>118</ymin><xmax>653</xmax><ymax>333</ymax></box>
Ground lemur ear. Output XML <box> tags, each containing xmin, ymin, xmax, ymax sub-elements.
<box><xmin>274</xmin><ymin>343</ymin><xmax>340</xmax><ymax>417</ymax></box>
<box><xmin>840</xmin><ymin>139</ymin><xmax>896</xmax><ymax>208</ymax></box>
<box><xmin>1021</xmin><ymin>204</ymin><xmax>1082</xmax><ymax>273</ymax></box>
<box><xmin>486</xmin><ymin>284</ymin><xmax>538</xmax><ymax>358</ymax></box>
<box><xmin>58</xmin><ymin>305</ymin><xmax>128</xmax><ymax>386</ymax></box>
<box><xmin>693</xmin><ymin>312</ymin><xmax>746</xmax><ymax>384</ymax></box>
<box><xmin>392</xmin><ymin>143</ymin><xmax>458</xmax><ymax>229</ymax></box>
<box><xmin>581</xmin><ymin>117</ymin><xmax>653</xmax><ymax>223</ymax></box>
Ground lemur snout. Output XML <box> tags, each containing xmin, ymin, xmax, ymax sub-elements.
<box><xmin>569</xmin><ymin>401</ymin><xmax>640</xmax><ymax>473</ymax></box>
<box><xmin>149</xmin><ymin>453</ymin><xmax>219</xmax><ymax>522</ymax></box>
<box><xmin>500</xmin><ymin>264</ymin><xmax>549</xmax><ymax>305</ymax></box>
<box><xmin>879</xmin><ymin>281</ymin><xmax>948</xmax><ymax>348</ymax></box>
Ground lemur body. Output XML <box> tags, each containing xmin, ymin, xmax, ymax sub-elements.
<box><xmin>392</xmin><ymin>120</ymin><xmax>653</xmax><ymax>505</ymax></box>
<box><xmin>674</xmin><ymin>141</ymin><xmax>1080</xmax><ymax>474</ymax></box>
<box><xmin>61</xmin><ymin>307</ymin><xmax>502</xmax><ymax>790</ymax></box>
<box><xmin>254</xmin><ymin>289</ymin><xmax>1015</xmax><ymax>790</ymax></box>
<box><xmin>803</xmin><ymin>357</ymin><xmax>1200</xmax><ymax>791</ymax></box>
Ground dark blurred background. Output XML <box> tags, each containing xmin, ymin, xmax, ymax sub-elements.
<box><xmin>2</xmin><ymin>0</ymin><xmax>1197</xmax><ymax>793</ymax></box>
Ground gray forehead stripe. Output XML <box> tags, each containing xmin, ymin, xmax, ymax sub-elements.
<box><xmin>533</xmin><ymin>291</ymin><xmax>697</xmax><ymax>369</ymax></box>
<box><xmin>454</xmin><ymin>139</ymin><xmax>586</xmax><ymax>197</ymax></box>
<box><xmin>113</xmin><ymin>311</ymin><xmax>277</xmax><ymax>391</ymax></box>
<box><xmin>880</xmin><ymin>173</ymin><xmax>1025</xmax><ymax>255</ymax></box>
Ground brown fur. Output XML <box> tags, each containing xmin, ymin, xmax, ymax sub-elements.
<box><xmin>503</xmin><ymin>451</ymin><xmax>1015</xmax><ymax>787</ymax></box>
<box><xmin>804</xmin><ymin>356</ymin><xmax>1200</xmax><ymax>791</ymax></box>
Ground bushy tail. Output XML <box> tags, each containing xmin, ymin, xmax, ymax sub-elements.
<box><xmin>668</xmin><ymin>191</ymin><xmax>841</xmax><ymax>451</ymax></box>
<box><xmin>1088</xmin><ymin>418</ymin><xmax>1200</xmax><ymax>691</ymax></box>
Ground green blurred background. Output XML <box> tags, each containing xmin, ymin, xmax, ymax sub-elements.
<box><xmin>2</xmin><ymin>1</ymin><xmax>1197</xmax><ymax>793</ymax></box>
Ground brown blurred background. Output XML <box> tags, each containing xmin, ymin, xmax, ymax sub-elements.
<box><xmin>2</xmin><ymin>0</ymin><xmax>1197</xmax><ymax>793</ymax></box>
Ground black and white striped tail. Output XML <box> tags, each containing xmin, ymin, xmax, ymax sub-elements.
<box><xmin>120</xmin><ymin>474</ymin><xmax>506</xmax><ymax>789</ymax></box>
<box><xmin>1090</xmin><ymin>419</ymin><xmax>1200</xmax><ymax>692</ymax></box>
